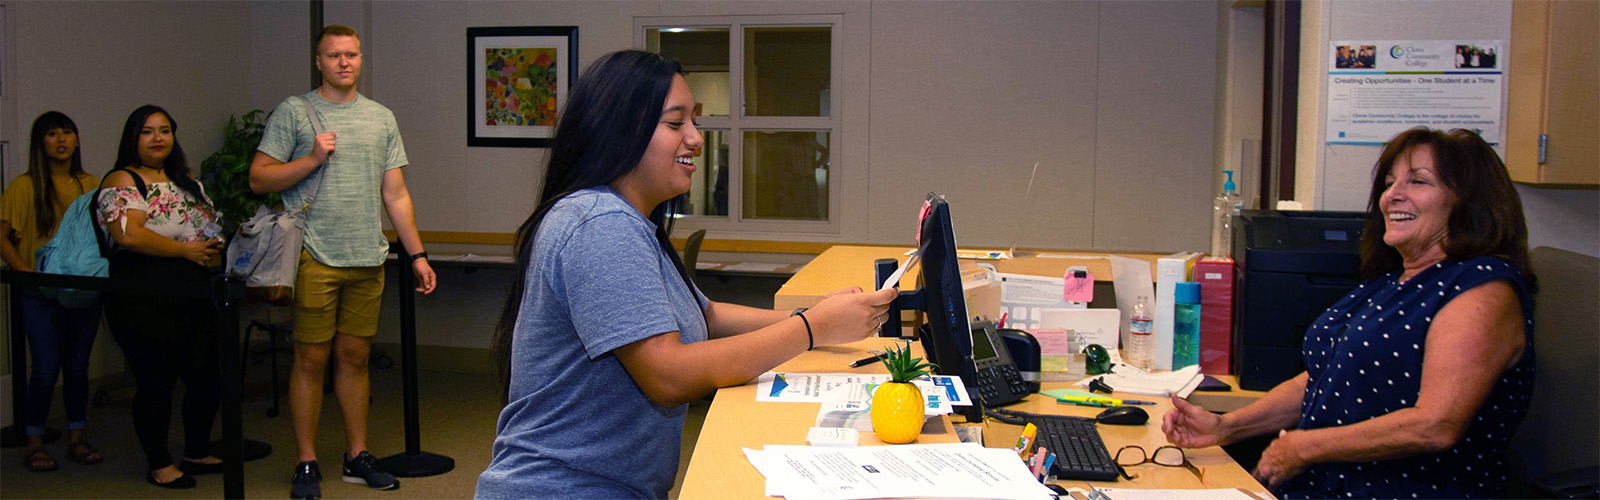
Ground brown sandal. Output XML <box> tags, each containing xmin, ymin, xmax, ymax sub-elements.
<box><xmin>66</xmin><ymin>441</ymin><xmax>103</xmax><ymax>465</ymax></box>
<box><xmin>25</xmin><ymin>448</ymin><xmax>59</xmax><ymax>472</ymax></box>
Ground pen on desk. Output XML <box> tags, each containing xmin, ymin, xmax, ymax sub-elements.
<box><xmin>1119</xmin><ymin>399</ymin><xmax>1157</xmax><ymax>405</ymax></box>
<box><xmin>848</xmin><ymin>354</ymin><xmax>883</xmax><ymax>368</ymax></box>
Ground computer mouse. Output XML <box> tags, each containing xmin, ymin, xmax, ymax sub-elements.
<box><xmin>1095</xmin><ymin>406</ymin><xmax>1149</xmax><ymax>425</ymax></box>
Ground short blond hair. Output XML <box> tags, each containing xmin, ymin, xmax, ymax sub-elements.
<box><xmin>314</xmin><ymin>25</ymin><xmax>360</xmax><ymax>56</ymax></box>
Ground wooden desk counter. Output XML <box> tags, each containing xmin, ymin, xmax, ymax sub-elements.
<box><xmin>775</xmin><ymin>246</ymin><xmax>1168</xmax><ymax>311</ymax></box>
<box><xmin>677</xmin><ymin>338</ymin><xmax>1271</xmax><ymax>499</ymax></box>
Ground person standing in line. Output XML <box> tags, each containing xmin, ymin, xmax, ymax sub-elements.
<box><xmin>1</xmin><ymin>111</ymin><xmax>104</xmax><ymax>472</ymax></box>
<box><xmin>250</xmin><ymin>24</ymin><xmax>437</xmax><ymax>500</ymax></box>
<box><xmin>98</xmin><ymin>105</ymin><xmax>228</xmax><ymax>488</ymax></box>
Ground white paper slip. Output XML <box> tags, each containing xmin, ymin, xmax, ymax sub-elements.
<box><xmin>880</xmin><ymin>248</ymin><xmax>923</xmax><ymax>290</ymax></box>
<box><xmin>693</xmin><ymin>261</ymin><xmax>719</xmax><ymax>270</ymax></box>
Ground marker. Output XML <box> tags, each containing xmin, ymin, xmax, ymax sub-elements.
<box><xmin>1058</xmin><ymin>395</ymin><xmax>1120</xmax><ymax>407</ymax></box>
<box><xmin>1056</xmin><ymin>398</ymin><xmax>1111</xmax><ymax>408</ymax></box>
<box><xmin>1041</xmin><ymin>453</ymin><xmax>1057</xmax><ymax>482</ymax></box>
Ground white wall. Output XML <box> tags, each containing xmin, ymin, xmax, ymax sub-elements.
<box><xmin>0</xmin><ymin>0</ymin><xmax>307</xmax><ymax>421</ymax></box>
<box><xmin>1293</xmin><ymin>0</ymin><xmax>1598</xmax><ymax>259</ymax></box>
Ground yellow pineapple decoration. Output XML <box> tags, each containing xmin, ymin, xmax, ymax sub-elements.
<box><xmin>870</xmin><ymin>344</ymin><xmax>937</xmax><ymax>444</ymax></box>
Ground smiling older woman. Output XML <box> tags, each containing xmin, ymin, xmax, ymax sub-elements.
<box><xmin>1163</xmin><ymin>127</ymin><xmax>1537</xmax><ymax>499</ymax></box>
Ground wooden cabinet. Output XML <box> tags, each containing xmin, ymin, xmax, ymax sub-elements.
<box><xmin>1506</xmin><ymin>0</ymin><xmax>1598</xmax><ymax>186</ymax></box>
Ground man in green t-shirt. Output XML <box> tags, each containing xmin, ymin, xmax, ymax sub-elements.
<box><xmin>250</xmin><ymin>25</ymin><xmax>437</xmax><ymax>500</ymax></box>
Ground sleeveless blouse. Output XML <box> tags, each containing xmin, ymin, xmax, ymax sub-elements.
<box><xmin>1280</xmin><ymin>256</ymin><xmax>1535</xmax><ymax>499</ymax></box>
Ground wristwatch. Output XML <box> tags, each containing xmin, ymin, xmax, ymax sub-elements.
<box><xmin>409</xmin><ymin>251</ymin><xmax>429</xmax><ymax>261</ymax></box>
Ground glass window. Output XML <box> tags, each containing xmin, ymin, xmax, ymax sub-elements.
<box><xmin>646</xmin><ymin>27</ymin><xmax>730</xmax><ymax>118</ymax></box>
<box><xmin>638</xmin><ymin>15</ymin><xmax>840</xmax><ymax>232</ymax></box>
<box><xmin>743</xmin><ymin>131</ymin><xmax>829</xmax><ymax>221</ymax></box>
<box><xmin>744</xmin><ymin>26</ymin><xmax>831</xmax><ymax>117</ymax></box>
<box><xmin>683</xmin><ymin>129</ymin><xmax>729</xmax><ymax>218</ymax></box>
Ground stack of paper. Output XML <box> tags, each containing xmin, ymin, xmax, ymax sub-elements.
<box><xmin>1076</xmin><ymin>363</ymin><xmax>1203</xmax><ymax>397</ymax></box>
<box><xmin>744</xmin><ymin>443</ymin><xmax>1055</xmax><ymax>500</ymax></box>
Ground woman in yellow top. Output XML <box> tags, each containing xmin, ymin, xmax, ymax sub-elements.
<box><xmin>0</xmin><ymin>111</ymin><xmax>104</xmax><ymax>472</ymax></box>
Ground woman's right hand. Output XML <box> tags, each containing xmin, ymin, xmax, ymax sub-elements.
<box><xmin>802</xmin><ymin>286</ymin><xmax>899</xmax><ymax>346</ymax></box>
<box><xmin>180</xmin><ymin>238</ymin><xmax>223</xmax><ymax>267</ymax></box>
<box><xmin>1163</xmin><ymin>394</ymin><xmax>1230</xmax><ymax>448</ymax></box>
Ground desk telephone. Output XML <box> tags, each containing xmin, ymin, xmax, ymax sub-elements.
<box><xmin>969</xmin><ymin>320</ymin><xmax>1032</xmax><ymax>407</ymax></box>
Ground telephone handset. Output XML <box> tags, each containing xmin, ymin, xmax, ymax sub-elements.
<box><xmin>969</xmin><ymin>320</ymin><xmax>1032</xmax><ymax>407</ymax></box>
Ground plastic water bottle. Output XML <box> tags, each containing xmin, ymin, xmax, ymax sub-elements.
<box><xmin>1126</xmin><ymin>296</ymin><xmax>1154</xmax><ymax>371</ymax></box>
<box><xmin>1211</xmin><ymin>171</ymin><xmax>1244</xmax><ymax>259</ymax></box>
<box><xmin>1172</xmin><ymin>282</ymin><xmax>1201</xmax><ymax>369</ymax></box>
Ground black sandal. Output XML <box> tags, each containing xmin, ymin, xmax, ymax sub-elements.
<box><xmin>67</xmin><ymin>441</ymin><xmax>103</xmax><ymax>465</ymax></box>
<box><xmin>147</xmin><ymin>471</ymin><xmax>197</xmax><ymax>489</ymax></box>
<box><xmin>25</xmin><ymin>448</ymin><xmax>59</xmax><ymax>472</ymax></box>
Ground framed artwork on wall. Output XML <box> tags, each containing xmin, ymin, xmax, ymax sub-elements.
<box><xmin>467</xmin><ymin>26</ymin><xmax>578</xmax><ymax>148</ymax></box>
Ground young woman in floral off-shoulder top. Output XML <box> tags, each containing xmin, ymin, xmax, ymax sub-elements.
<box><xmin>94</xmin><ymin>105</ymin><xmax>226</xmax><ymax>490</ymax></box>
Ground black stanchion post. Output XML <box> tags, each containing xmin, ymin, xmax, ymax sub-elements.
<box><xmin>2</xmin><ymin>272</ymin><xmax>60</xmax><ymax>447</ymax></box>
<box><xmin>215</xmin><ymin>275</ymin><xmax>246</xmax><ymax>499</ymax></box>
<box><xmin>377</xmin><ymin>249</ymin><xmax>453</xmax><ymax>477</ymax></box>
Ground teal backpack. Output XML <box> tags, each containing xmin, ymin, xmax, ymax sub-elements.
<box><xmin>35</xmin><ymin>172</ymin><xmax>141</xmax><ymax>308</ymax></box>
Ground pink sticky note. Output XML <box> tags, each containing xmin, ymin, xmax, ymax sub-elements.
<box><xmin>1063</xmin><ymin>270</ymin><xmax>1095</xmax><ymax>302</ymax></box>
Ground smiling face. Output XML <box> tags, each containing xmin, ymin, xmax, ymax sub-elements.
<box><xmin>1379</xmin><ymin>144</ymin><xmax>1456</xmax><ymax>265</ymax></box>
<box><xmin>42</xmin><ymin>127</ymin><xmax>78</xmax><ymax>165</ymax></box>
<box><xmin>316</xmin><ymin>35</ymin><xmax>363</xmax><ymax>91</ymax></box>
<box><xmin>613</xmin><ymin>74</ymin><xmax>703</xmax><ymax>213</ymax></box>
<box><xmin>136</xmin><ymin>113</ymin><xmax>174</xmax><ymax>167</ymax></box>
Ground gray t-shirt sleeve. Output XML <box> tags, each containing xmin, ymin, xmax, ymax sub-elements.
<box><xmin>257</xmin><ymin>98</ymin><xmax>304</xmax><ymax>163</ymax></box>
<box><xmin>384</xmin><ymin>115</ymin><xmax>408</xmax><ymax>171</ymax></box>
<box><xmin>555</xmin><ymin>213</ymin><xmax>682</xmax><ymax>358</ymax></box>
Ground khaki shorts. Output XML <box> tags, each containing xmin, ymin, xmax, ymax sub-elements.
<box><xmin>293</xmin><ymin>249</ymin><xmax>384</xmax><ymax>344</ymax></box>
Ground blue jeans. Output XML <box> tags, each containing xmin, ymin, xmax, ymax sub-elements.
<box><xmin>22</xmin><ymin>288</ymin><xmax>103</xmax><ymax>436</ymax></box>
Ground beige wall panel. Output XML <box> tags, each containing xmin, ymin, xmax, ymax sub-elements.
<box><xmin>1091</xmin><ymin>1</ymin><xmax>1218</xmax><ymax>252</ymax></box>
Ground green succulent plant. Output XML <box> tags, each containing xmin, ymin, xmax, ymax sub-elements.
<box><xmin>876</xmin><ymin>344</ymin><xmax>937</xmax><ymax>383</ymax></box>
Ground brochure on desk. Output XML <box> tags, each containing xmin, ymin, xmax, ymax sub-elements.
<box><xmin>757</xmin><ymin>372</ymin><xmax>972</xmax><ymax>409</ymax></box>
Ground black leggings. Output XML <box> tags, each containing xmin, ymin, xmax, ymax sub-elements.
<box><xmin>104</xmin><ymin>252</ymin><xmax>220</xmax><ymax>471</ymax></box>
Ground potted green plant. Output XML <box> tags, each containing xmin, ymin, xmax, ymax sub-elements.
<box><xmin>200</xmin><ymin>110</ymin><xmax>278</xmax><ymax>232</ymax></box>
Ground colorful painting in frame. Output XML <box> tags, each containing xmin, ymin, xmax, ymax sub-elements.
<box><xmin>468</xmin><ymin>26</ymin><xmax>578</xmax><ymax>148</ymax></box>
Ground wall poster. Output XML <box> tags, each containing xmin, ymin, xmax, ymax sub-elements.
<box><xmin>1326</xmin><ymin>40</ymin><xmax>1504</xmax><ymax>145</ymax></box>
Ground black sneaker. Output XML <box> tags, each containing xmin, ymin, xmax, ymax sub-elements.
<box><xmin>290</xmin><ymin>461</ymin><xmax>321</xmax><ymax>499</ymax></box>
<box><xmin>342</xmin><ymin>451</ymin><xmax>399</xmax><ymax>490</ymax></box>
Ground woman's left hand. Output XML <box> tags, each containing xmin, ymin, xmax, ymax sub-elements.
<box><xmin>1253</xmin><ymin>429</ymin><xmax>1309</xmax><ymax>490</ymax></box>
<box><xmin>412</xmin><ymin>258</ymin><xmax>436</xmax><ymax>294</ymax></box>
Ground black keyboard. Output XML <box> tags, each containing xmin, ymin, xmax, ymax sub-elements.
<box><xmin>1028</xmin><ymin>415</ymin><xmax>1120</xmax><ymax>481</ymax></box>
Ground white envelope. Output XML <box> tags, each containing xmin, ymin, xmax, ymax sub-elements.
<box><xmin>1038</xmin><ymin>308</ymin><xmax>1121</xmax><ymax>349</ymax></box>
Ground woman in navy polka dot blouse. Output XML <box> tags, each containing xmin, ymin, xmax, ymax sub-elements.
<box><xmin>1163</xmin><ymin>128</ymin><xmax>1537</xmax><ymax>499</ymax></box>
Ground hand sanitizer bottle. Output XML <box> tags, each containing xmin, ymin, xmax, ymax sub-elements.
<box><xmin>1211</xmin><ymin>171</ymin><xmax>1244</xmax><ymax>259</ymax></box>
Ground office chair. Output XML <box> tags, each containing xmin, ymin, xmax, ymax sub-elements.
<box><xmin>683</xmin><ymin>229</ymin><xmax>707</xmax><ymax>281</ymax></box>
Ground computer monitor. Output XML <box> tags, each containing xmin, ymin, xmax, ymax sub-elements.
<box><xmin>876</xmin><ymin>193</ymin><xmax>983</xmax><ymax>421</ymax></box>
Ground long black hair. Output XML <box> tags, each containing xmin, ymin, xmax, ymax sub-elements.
<box><xmin>491</xmin><ymin>50</ymin><xmax>692</xmax><ymax>399</ymax></box>
<box><xmin>24</xmin><ymin>111</ymin><xmax>88</xmax><ymax>236</ymax></box>
<box><xmin>113</xmin><ymin>105</ymin><xmax>207</xmax><ymax>204</ymax></box>
<box><xmin>1359</xmin><ymin>127</ymin><xmax>1536</xmax><ymax>292</ymax></box>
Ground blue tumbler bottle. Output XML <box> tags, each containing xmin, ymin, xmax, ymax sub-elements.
<box><xmin>1172</xmin><ymin>282</ymin><xmax>1201</xmax><ymax>370</ymax></box>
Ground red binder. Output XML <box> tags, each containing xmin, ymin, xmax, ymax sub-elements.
<box><xmin>1193</xmin><ymin>259</ymin><xmax>1235</xmax><ymax>374</ymax></box>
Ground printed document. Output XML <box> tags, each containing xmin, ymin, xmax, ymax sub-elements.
<box><xmin>743</xmin><ymin>443</ymin><xmax>1054</xmax><ymax>500</ymax></box>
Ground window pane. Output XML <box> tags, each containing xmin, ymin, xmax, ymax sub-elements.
<box><xmin>682</xmin><ymin>129</ymin><xmax>729</xmax><ymax>218</ymax></box>
<box><xmin>647</xmin><ymin>27</ymin><xmax>730</xmax><ymax>117</ymax></box>
<box><xmin>744</xmin><ymin>26</ymin><xmax>831</xmax><ymax>117</ymax></box>
<box><xmin>743</xmin><ymin>131</ymin><xmax>829</xmax><ymax>221</ymax></box>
